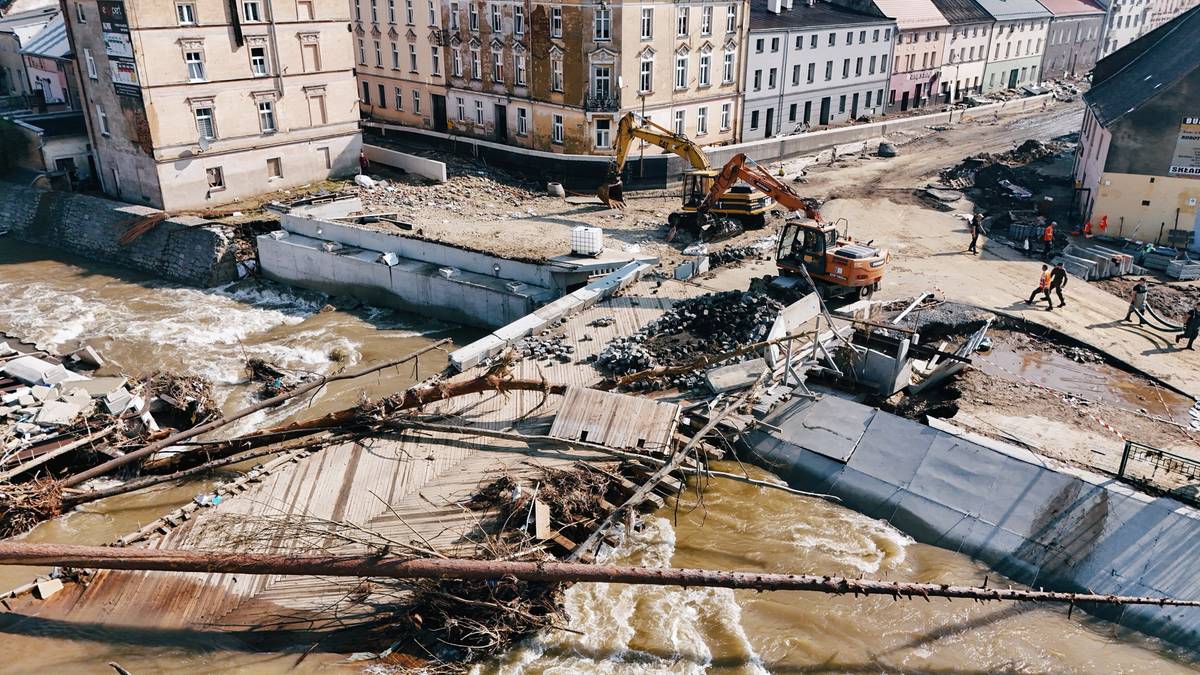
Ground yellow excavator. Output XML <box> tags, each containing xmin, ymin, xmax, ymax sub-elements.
<box><xmin>596</xmin><ymin>113</ymin><xmax>775</xmax><ymax>228</ymax></box>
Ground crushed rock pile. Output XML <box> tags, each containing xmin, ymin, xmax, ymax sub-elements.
<box><xmin>352</xmin><ymin>163</ymin><xmax>542</xmax><ymax>218</ymax></box>
<box><xmin>592</xmin><ymin>291</ymin><xmax>783</xmax><ymax>390</ymax></box>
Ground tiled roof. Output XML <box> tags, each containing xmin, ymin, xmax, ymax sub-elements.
<box><xmin>1035</xmin><ymin>0</ymin><xmax>1105</xmax><ymax>16</ymax></box>
<box><xmin>750</xmin><ymin>0</ymin><xmax>894</xmax><ymax>30</ymax></box>
<box><xmin>870</xmin><ymin>0</ymin><xmax>949</xmax><ymax>29</ymax></box>
<box><xmin>972</xmin><ymin>0</ymin><xmax>1053</xmax><ymax>22</ymax></box>
<box><xmin>931</xmin><ymin>0</ymin><xmax>993</xmax><ymax>24</ymax></box>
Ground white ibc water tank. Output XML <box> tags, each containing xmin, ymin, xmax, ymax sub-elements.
<box><xmin>570</xmin><ymin>226</ymin><xmax>604</xmax><ymax>256</ymax></box>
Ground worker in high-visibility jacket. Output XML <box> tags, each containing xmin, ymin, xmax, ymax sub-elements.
<box><xmin>1041</xmin><ymin>221</ymin><xmax>1055</xmax><ymax>257</ymax></box>
<box><xmin>1026</xmin><ymin>264</ymin><xmax>1054</xmax><ymax>310</ymax></box>
<box><xmin>1081</xmin><ymin>220</ymin><xmax>1093</xmax><ymax>238</ymax></box>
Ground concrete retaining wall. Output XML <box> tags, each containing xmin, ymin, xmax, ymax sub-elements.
<box><xmin>0</xmin><ymin>182</ymin><xmax>238</xmax><ymax>286</ymax></box>
<box><xmin>745</xmin><ymin>394</ymin><xmax>1200</xmax><ymax>652</ymax></box>
<box><xmin>363</xmin><ymin>94</ymin><xmax>1053</xmax><ymax>191</ymax></box>
<box><xmin>363</xmin><ymin>144</ymin><xmax>448</xmax><ymax>183</ymax></box>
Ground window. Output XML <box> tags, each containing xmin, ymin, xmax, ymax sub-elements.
<box><xmin>85</xmin><ymin>49</ymin><xmax>98</xmax><ymax>80</ymax></box>
<box><xmin>551</xmin><ymin>6</ymin><xmax>562</xmax><ymax>37</ymax></box>
<box><xmin>846</xmin><ymin>31</ymin><xmax>852</xmax><ymax>44</ymax></box>
<box><xmin>869</xmin><ymin>55</ymin><xmax>876</xmax><ymax>74</ymax></box>
<box><xmin>355</xmin><ymin>0</ymin><xmax>362</xmax><ymax>20</ymax></box>
<box><xmin>677</xmin><ymin>7</ymin><xmax>688</xmax><ymax>35</ymax></box>
<box><xmin>242</xmin><ymin>0</ymin><xmax>262</xmax><ymax>21</ymax></box>
<box><xmin>456</xmin><ymin>96</ymin><xmax>465</xmax><ymax>120</ymax></box>
<box><xmin>475</xmin><ymin>99</ymin><xmax>484</xmax><ymax>123</ymax></box>
<box><xmin>675</xmin><ymin>54</ymin><xmax>688</xmax><ymax>89</ymax></box>
<box><xmin>378</xmin><ymin>83</ymin><xmax>386</xmax><ymax>107</ymax></box>
<box><xmin>842</xmin><ymin>58</ymin><xmax>849</xmax><ymax>78</ymax></box>
<box><xmin>756</xmin><ymin>38</ymin><xmax>764</xmax><ymax>53</ymax></box>
<box><xmin>75</xmin><ymin>2</ymin><xmax>86</xmax><ymax>22</ymax></box>
<box><xmin>517</xmin><ymin>107</ymin><xmax>528</xmax><ymax>135</ymax></box>
<box><xmin>405</xmin><ymin>0</ymin><xmax>414</xmax><ymax>24</ymax></box>
<box><xmin>470</xmin><ymin>48</ymin><xmax>480</xmax><ymax>78</ymax></box>
<box><xmin>859</xmin><ymin>30</ymin><xmax>866</xmax><ymax>43</ymax></box>
<box><xmin>490</xmin><ymin>4</ymin><xmax>500</xmax><ymax>31</ymax></box>
<box><xmin>450</xmin><ymin>2</ymin><xmax>459</xmax><ymax>28</ymax></box>
<box><xmin>595</xmin><ymin>118</ymin><xmax>611</xmax><ymax>148</ymax></box>
<box><xmin>750</xmin><ymin>110</ymin><xmax>759</xmax><ymax>130</ymax></box>
<box><xmin>207</xmin><ymin>167</ymin><xmax>224</xmax><ymax>189</ymax></box>
<box><xmin>96</xmin><ymin>105</ymin><xmax>109</xmax><ymax>135</ymax></box>
<box><xmin>699</xmin><ymin>52</ymin><xmax>710</xmax><ymax>86</ymax></box>
<box><xmin>388</xmin><ymin>0</ymin><xmax>395</xmax><ymax>22</ymax></box>
<box><xmin>361</xmin><ymin>80</ymin><xmax>370</xmax><ymax>103</ymax></box>
<box><xmin>515</xmin><ymin>53</ymin><xmax>526</xmax><ymax>85</ymax></box>
<box><xmin>595</xmin><ymin>6</ymin><xmax>611</xmax><ymax>39</ymax></box>
<box><xmin>551</xmin><ymin>56</ymin><xmax>563</xmax><ymax>91</ymax></box>
<box><xmin>697</xmin><ymin>106</ymin><xmax>708</xmax><ymax>134</ymax></box>
<box><xmin>824</xmin><ymin>60</ymin><xmax>832</xmax><ymax>80</ymax></box>
<box><xmin>195</xmin><ymin>106</ymin><xmax>215</xmax><ymax>139</ymax></box>
<box><xmin>452</xmin><ymin>49</ymin><xmax>462</xmax><ymax>76</ymax></box>
<box><xmin>807</xmin><ymin>62</ymin><xmax>814</xmax><ymax>82</ymax></box>
<box><xmin>492</xmin><ymin>48</ymin><xmax>502</xmax><ymax>80</ymax></box>
<box><xmin>788</xmin><ymin>103</ymin><xmax>797</xmax><ymax>122</ymax></box>
<box><xmin>639</xmin><ymin>58</ymin><xmax>653</xmax><ymax>92</ymax></box>
<box><xmin>641</xmin><ymin>8</ymin><xmax>653</xmax><ymax>39</ymax></box>
<box><xmin>258</xmin><ymin>100</ymin><xmax>276</xmax><ymax>132</ymax></box>
<box><xmin>176</xmin><ymin>3</ymin><xmax>195</xmax><ymax>24</ymax></box>
<box><xmin>395</xmin><ymin>86</ymin><xmax>403</xmax><ymax>109</ymax></box>
<box><xmin>246</xmin><ymin>45</ymin><xmax>268</xmax><ymax>75</ymax></box>
<box><xmin>469</xmin><ymin>3</ymin><xmax>478</xmax><ymax>30</ymax></box>
<box><xmin>720</xmin><ymin>102</ymin><xmax>731</xmax><ymax>130</ymax></box>
<box><xmin>674</xmin><ymin>109</ymin><xmax>685</xmax><ymax>135</ymax></box>
<box><xmin>884</xmin><ymin>28</ymin><xmax>890</xmax><ymax>40</ymax></box>
<box><xmin>185</xmin><ymin>51</ymin><xmax>205</xmax><ymax>81</ymax></box>
<box><xmin>410</xmin><ymin>44</ymin><xmax>418</xmax><ymax>71</ymax></box>
<box><xmin>726</xmin><ymin>5</ymin><xmax>736</xmax><ymax>33</ymax></box>
<box><xmin>795</xmin><ymin>35</ymin><xmax>802</xmax><ymax>49</ymax></box>
<box><xmin>768</xmin><ymin>68</ymin><xmax>776</xmax><ymax>88</ymax></box>
<box><xmin>810</xmin><ymin>34</ymin><xmax>817</xmax><ymax>48</ymax></box>
<box><xmin>392</xmin><ymin>42</ymin><xmax>400</xmax><ymax>68</ymax></box>
<box><xmin>267</xmin><ymin>157</ymin><xmax>282</xmax><ymax>179</ymax></box>
<box><xmin>855</xmin><ymin>57</ymin><xmax>862</xmax><ymax>76</ymax></box>
<box><xmin>412</xmin><ymin>90</ymin><xmax>421</xmax><ymax>113</ymax></box>
<box><xmin>370</xmin><ymin>0</ymin><xmax>377</xmax><ymax>22</ymax></box>
<box><xmin>514</xmin><ymin>5</ymin><xmax>524</xmax><ymax>33</ymax></box>
<box><xmin>791</xmin><ymin>64</ymin><xmax>800</xmax><ymax>85</ymax></box>
<box><xmin>552</xmin><ymin>113</ymin><xmax>563</xmax><ymax>143</ymax></box>
<box><xmin>771</xmin><ymin>37</ymin><xmax>779</xmax><ymax>52</ymax></box>
<box><xmin>866</xmin><ymin>90</ymin><xmax>872</xmax><ymax>107</ymax></box>
<box><xmin>702</xmin><ymin>6</ymin><xmax>713</xmax><ymax>34</ymax></box>
<box><xmin>358</xmin><ymin>39</ymin><xmax>366</xmax><ymax>64</ymax></box>
<box><xmin>838</xmin><ymin>94</ymin><xmax>845</xmax><ymax>113</ymax></box>
<box><xmin>722</xmin><ymin>48</ymin><xmax>734</xmax><ymax>83</ymax></box>
<box><xmin>753</xmin><ymin>69</ymin><xmax>761</xmax><ymax>90</ymax></box>
<box><xmin>828</xmin><ymin>33</ymin><xmax>835</xmax><ymax>46</ymax></box>
<box><xmin>374</xmin><ymin>40</ymin><xmax>383</xmax><ymax>67</ymax></box>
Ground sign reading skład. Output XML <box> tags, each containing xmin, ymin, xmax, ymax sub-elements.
<box><xmin>1169</xmin><ymin>116</ymin><xmax>1200</xmax><ymax>178</ymax></box>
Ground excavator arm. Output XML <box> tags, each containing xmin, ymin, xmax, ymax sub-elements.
<box><xmin>697</xmin><ymin>153</ymin><xmax>821</xmax><ymax>221</ymax></box>
<box><xmin>597</xmin><ymin>113</ymin><xmax>711</xmax><ymax>207</ymax></box>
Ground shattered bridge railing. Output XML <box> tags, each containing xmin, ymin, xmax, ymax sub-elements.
<box><xmin>1118</xmin><ymin>440</ymin><xmax>1200</xmax><ymax>506</ymax></box>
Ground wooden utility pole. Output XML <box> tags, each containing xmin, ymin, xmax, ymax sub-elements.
<box><xmin>0</xmin><ymin>542</ymin><xmax>1196</xmax><ymax>608</ymax></box>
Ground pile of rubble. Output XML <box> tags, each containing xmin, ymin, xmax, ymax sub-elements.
<box><xmin>513</xmin><ymin>334</ymin><xmax>576</xmax><ymax>364</ymax></box>
<box><xmin>592</xmin><ymin>291</ymin><xmax>782</xmax><ymax>390</ymax></box>
<box><xmin>353</xmin><ymin>160</ymin><xmax>542</xmax><ymax>218</ymax></box>
<box><xmin>708</xmin><ymin>240</ymin><xmax>776</xmax><ymax>270</ymax></box>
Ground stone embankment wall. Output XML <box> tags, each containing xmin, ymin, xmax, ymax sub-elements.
<box><xmin>0</xmin><ymin>182</ymin><xmax>238</xmax><ymax>286</ymax></box>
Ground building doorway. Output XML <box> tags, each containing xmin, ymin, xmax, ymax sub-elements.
<box><xmin>494</xmin><ymin>104</ymin><xmax>507</xmax><ymax>141</ymax></box>
<box><xmin>803</xmin><ymin>101</ymin><xmax>812</xmax><ymax>125</ymax></box>
<box><xmin>1008</xmin><ymin>69</ymin><xmax>1019</xmax><ymax>89</ymax></box>
<box><xmin>850</xmin><ymin>92</ymin><xmax>859</xmax><ymax>119</ymax></box>
<box><xmin>819</xmin><ymin>97</ymin><xmax>831</xmax><ymax>125</ymax></box>
<box><xmin>900</xmin><ymin>90</ymin><xmax>910</xmax><ymax>111</ymax></box>
<box><xmin>764</xmin><ymin>107</ymin><xmax>774</xmax><ymax>137</ymax></box>
<box><xmin>432</xmin><ymin>94</ymin><xmax>447</xmax><ymax>132</ymax></box>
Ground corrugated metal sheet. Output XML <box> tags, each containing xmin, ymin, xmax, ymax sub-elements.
<box><xmin>19</xmin><ymin>13</ymin><xmax>68</xmax><ymax>59</ymax></box>
<box><xmin>871</xmin><ymin>0</ymin><xmax>949</xmax><ymax>30</ymax></box>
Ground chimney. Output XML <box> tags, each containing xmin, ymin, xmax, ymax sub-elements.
<box><xmin>783</xmin><ymin>0</ymin><xmax>795</xmax><ymax>9</ymax></box>
<box><xmin>768</xmin><ymin>0</ymin><xmax>782</xmax><ymax>13</ymax></box>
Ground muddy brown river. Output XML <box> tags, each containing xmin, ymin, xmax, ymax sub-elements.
<box><xmin>0</xmin><ymin>242</ymin><xmax>1195</xmax><ymax>673</ymax></box>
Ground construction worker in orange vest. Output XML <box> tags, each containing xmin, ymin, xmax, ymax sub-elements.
<box><xmin>1082</xmin><ymin>220</ymin><xmax>1093</xmax><ymax>237</ymax></box>
<box><xmin>1026</xmin><ymin>264</ymin><xmax>1055</xmax><ymax>310</ymax></box>
<box><xmin>1041</xmin><ymin>221</ymin><xmax>1055</xmax><ymax>257</ymax></box>
<box><xmin>1098</xmin><ymin>215</ymin><xmax>1108</xmax><ymax>233</ymax></box>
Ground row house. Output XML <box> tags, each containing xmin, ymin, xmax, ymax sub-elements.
<box><xmin>358</xmin><ymin>0</ymin><xmax>749</xmax><ymax>154</ymax></box>
<box><xmin>845</xmin><ymin>0</ymin><xmax>950</xmax><ymax>112</ymax></box>
<box><xmin>0</xmin><ymin>5</ymin><xmax>57</xmax><ymax>98</ymax></box>
<box><xmin>976</xmin><ymin>0</ymin><xmax>1050</xmax><ymax>93</ymax></box>
<box><xmin>1096</xmin><ymin>0</ymin><xmax>1151</xmax><ymax>54</ymax></box>
<box><xmin>742</xmin><ymin>0</ymin><xmax>896</xmax><ymax>140</ymax></box>
<box><xmin>64</xmin><ymin>0</ymin><xmax>361</xmax><ymax>211</ymax></box>
<box><xmin>1147</xmin><ymin>0</ymin><xmax>1198</xmax><ymax>29</ymax></box>
<box><xmin>931</xmin><ymin>0</ymin><xmax>992</xmax><ymax>102</ymax></box>
<box><xmin>1036</xmin><ymin>0</ymin><xmax>1104</xmax><ymax>80</ymax></box>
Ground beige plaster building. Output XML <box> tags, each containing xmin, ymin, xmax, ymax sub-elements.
<box><xmin>360</xmin><ymin>0</ymin><xmax>748</xmax><ymax>155</ymax></box>
<box><xmin>64</xmin><ymin>0</ymin><xmax>361</xmax><ymax>211</ymax></box>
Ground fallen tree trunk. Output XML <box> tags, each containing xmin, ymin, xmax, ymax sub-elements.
<box><xmin>1</xmin><ymin>542</ymin><xmax>1195</xmax><ymax>608</ymax></box>
<box><xmin>61</xmin><ymin>340</ymin><xmax>451</xmax><ymax>488</ymax></box>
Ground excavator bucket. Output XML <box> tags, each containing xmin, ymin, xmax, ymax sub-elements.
<box><xmin>597</xmin><ymin>180</ymin><xmax>625</xmax><ymax>209</ymax></box>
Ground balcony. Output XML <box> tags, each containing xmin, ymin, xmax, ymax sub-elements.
<box><xmin>583</xmin><ymin>89</ymin><xmax>620</xmax><ymax>112</ymax></box>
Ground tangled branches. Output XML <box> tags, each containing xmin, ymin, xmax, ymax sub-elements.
<box><xmin>0</xmin><ymin>478</ymin><xmax>63</xmax><ymax>538</ymax></box>
<box><xmin>139</xmin><ymin>371</ymin><xmax>219</xmax><ymax>425</ymax></box>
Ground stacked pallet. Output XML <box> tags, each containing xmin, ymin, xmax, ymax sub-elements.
<box><xmin>1167</xmin><ymin>258</ymin><xmax>1200</xmax><ymax>281</ymax></box>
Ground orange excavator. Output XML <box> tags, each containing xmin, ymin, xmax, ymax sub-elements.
<box><xmin>684</xmin><ymin>153</ymin><xmax>890</xmax><ymax>299</ymax></box>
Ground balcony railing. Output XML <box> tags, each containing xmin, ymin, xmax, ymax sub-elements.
<box><xmin>583</xmin><ymin>89</ymin><xmax>620</xmax><ymax>112</ymax></box>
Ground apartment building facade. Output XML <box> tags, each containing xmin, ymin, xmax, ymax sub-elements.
<box><xmin>742</xmin><ymin>0</ymin><xmax>895</xmax><ymax>140</ymax></box>
<box><xmin>1036</xmin><ymin>0</ymin><xmax>1103</xmax><ymax>80</ymax></box>
<box><xmin>351</xmin><ymin>0</ymin><xmax>446</xmax><ymax>137</ymax></box>
<box><xmin>977</xmin><ymin>0</ymin><xmax>1050</xmax><ymax>92</ymax></box>
<box><xmin>361</xmin><ymin>0</ymin><xmax>749</xmax><ymax>155</ymax></box>
<box><xmin>1096</xmin><ymin>0</ymin><xmax>1151</xmax><ymax>54</ymax></box>
<box><xmin>64</xmin><ymin>0</ymin><xmax>361</xmax><ymax>211</ymax></box>
<box><xmin>931</xmin><ymin>0</ymin><xmax>991</xmax><ymax>102</ymax></box>
<box><xmin>0</xmin><ymin>5</ymin><xmax>56</xmax><ymax>98</ymax></box>
<box><xmin>854</xmin><ymin>0</ymin><xmax>948</xmax><ymax>112</ymax></box>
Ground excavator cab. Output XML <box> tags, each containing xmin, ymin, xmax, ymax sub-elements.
<box><xmin>777</xmin><ymin>218</ymin><xmax>888</xmax><ymax>300</ymax></box>
<box><xmin>681</xmin><ymin>170</ymin><xmax>717</xmax><ymax>208</ymax></box>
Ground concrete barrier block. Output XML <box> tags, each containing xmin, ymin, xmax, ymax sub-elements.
<box><xmin>534</xmin><ymin>294</ymin><xmax>584</xmax><ymax>322</ymax></box>
<box><xmin>363</xmin><ymin>144</ymin><xmax>448</xmax><ymax>182</ymax></box>
<box><xmin>449</xmin><ymin>334</ymin><xmax>507</xmax><ymax>371</ymax></box>
<box><xmin>491</xmin><ymin>313</ymin><xmax>549</xmax><ymax>345</ymax></box>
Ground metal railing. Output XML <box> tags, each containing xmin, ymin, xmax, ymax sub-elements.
<box><xmin>1118</xmin><ymin>440</ymin><xmax>1200</xmax><ymax>505</ymax></box>
<box><xmin>583</xmin><ymin>89</ymin><xmax>620</xmax><ymax>112</ymax></box>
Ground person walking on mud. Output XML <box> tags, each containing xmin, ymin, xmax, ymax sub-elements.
<box><xmin>1048</xmin><ymin>262</ymin><xmax>1068</xmax><ymax>307</ymax></box>
<box><xmin>1123</xmin><ymin>278</ymin><xmax>1150</xmax><ymax>325</ymax></box>
<box><xmin>1025</xmin><ymin>264</ymin><xmax>1054</xmax><ymax>310</ymax></box>
<box><xmin>968</xmin><ymin>212</ymin><xmax>983</xmax><ymax>254</ymax></box>
<box><xmin>1176</xmin><ymin>302</ymin><xmax>1200</xmax><ymax>350</ymax></box>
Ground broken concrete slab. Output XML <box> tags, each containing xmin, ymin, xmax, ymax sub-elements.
<box><xmin>71</xmin><ymin>345</ymin><xmax>106</xmax><ymax>369</ymax></box>
<box><xmin>39</xmin><ymin>364</ymin><xmax>87</xmax><ymax>387</ymax></box>
<box><xmin>17</xmin><ymin>395</ymin><xmax>36</xmax><ymax>407</ymax></box>
<box><xmin>75</xmin><ymin>377</ymin><xmax>128</xmax><ymax>398</ymax></box>
<box><xmin>62</xmin><ymin>388</ymin><xmax>95</xmax><ymax>413</ymax></box>
<box><xmin>33</xmin><ymin>578</ymin><xmax>63</xmax><ymax>600</ymax></box>
<box><xmin>103</xmin><ymin>388</ymin><xmax>135</xmax><ymax>415</ymax></box>
<box><xmin>706</xmin><ymin>358</ymin><xmax>769</xmax><ymax>393</ymax></box>
<box><xmin>1</xmin><ymin>355</ymin><xmax>57</xmax><ymax>385</ymax></box>
<box><xmin>2</xmin><ymin>387</ymin><xmax>32</xmax><ymax>404</ymax></box>
<box><xmin>29</xmin><ymin>384</ymin><xmax>58</xmax><ymax>402</ymax></box>
<box><xmin>35</xmin><ymin>400</ymin><xmax>84</xmax><ymax>427</ymax></box>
